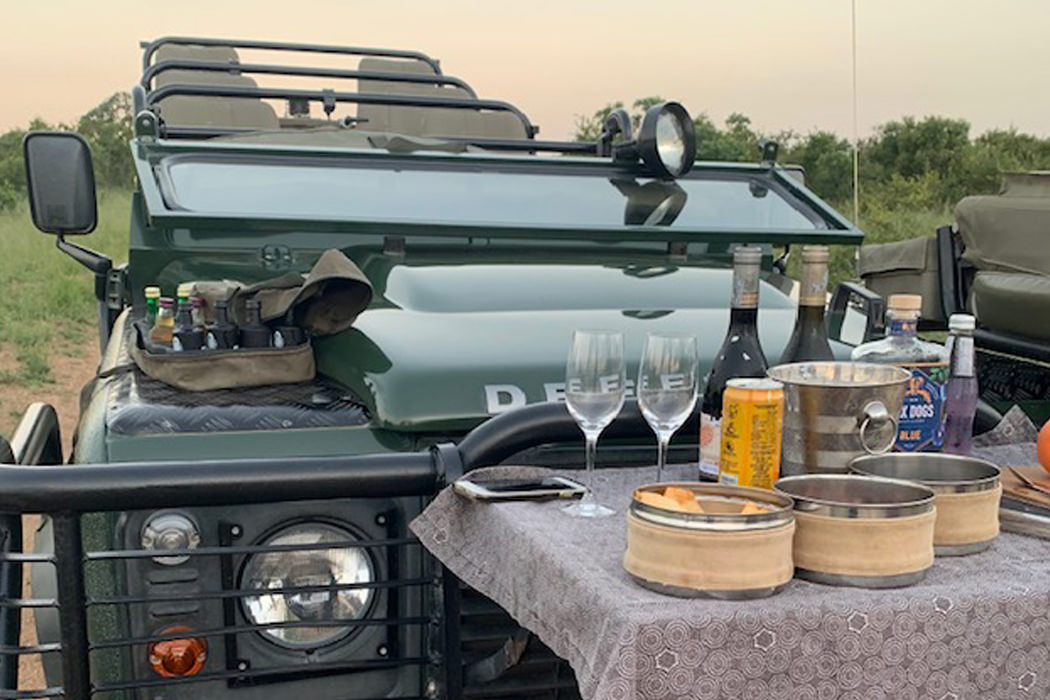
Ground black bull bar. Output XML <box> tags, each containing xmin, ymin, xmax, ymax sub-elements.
<box><xmin>0</xmin><ymin>401</ymin><xmax>679</xmax><ymax>699</ymax></box>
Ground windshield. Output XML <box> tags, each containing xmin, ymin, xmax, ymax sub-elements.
<box><xmin>158</xmin><ymin>155</ymin><xmax>825</xmax><ymax>231</ymax></box>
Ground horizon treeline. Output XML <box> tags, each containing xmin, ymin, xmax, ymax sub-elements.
<box><xmin>2</xmin><ymin>91</ymin><xmax>1050</xmax><ymax>220</ymax></box>
<box><xmin>575</xmin><ymin>97</ymin><xmax>1050</xmax><ymax>217</ymax></box>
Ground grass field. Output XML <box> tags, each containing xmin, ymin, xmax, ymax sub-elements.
<box><xmin>0</xmin><ymin>191</ymin><xmax>129</xmax><ymax>441</ymax></box>
<box><xmin>0</xmin><ymin>191</ymin><xmax>129</xmax><ymax>384</ymax></box>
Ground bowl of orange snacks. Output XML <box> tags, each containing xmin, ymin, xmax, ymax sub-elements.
<box><xmin>623</xmin><ymin>483</ymin><xmax>795</xmax><ymax>599</ymax></box>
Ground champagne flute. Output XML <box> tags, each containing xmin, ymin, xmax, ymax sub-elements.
<box><xmin>637</xmin><ymin>333</ymin><xmax>699</xmax><ymax>483</ymax></box>
<box><xmin>563</xmin><ymin>330</ymin><xmax>626</xmax><ymax>518</ymax></box>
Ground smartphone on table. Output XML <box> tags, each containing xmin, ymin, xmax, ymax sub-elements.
<box><xmin>453</xmin><ymin>475</ymin><xmax>587</xmax><ymax>502</ymax></box>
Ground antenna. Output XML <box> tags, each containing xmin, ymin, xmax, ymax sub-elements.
<box><xmin>851</xmin><ymin>0</ymin><xmax>860</xmax><ymax>226</ymax></box>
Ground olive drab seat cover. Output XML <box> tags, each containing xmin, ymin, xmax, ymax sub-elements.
<box><xmin>356</xmin><ymin>57</ymin><xmax>528</xmax><ymax>139</ymax></box>
<box><xmin>153</xmin><ymin>44</ymin><xmax>280</xmax><ymax>129</ymax></box>
<box><xmin>860</xmin><ymin>172</ymin><xmax>1050</xmax><ymax>340</ymax></box>
<box><xmin>956</xmin><ymin>172</ymin><xmax>1050</xmax><ymax>340</ymax></box>
<box><xmin>858</xmin><ymin>236</ymin><xmax>942</xmax><ymax>321</ymax></box>
<box><xmin>955</xmin><ymin>172</ymin><xmax>1050</xmax><ymax>276</ymax></box>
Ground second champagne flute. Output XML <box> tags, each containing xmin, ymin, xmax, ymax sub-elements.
<box><xmin>563</xmin><ymin>330</ymin><xmax>626</xmax><ymax>518</ymax></box>
<box><xmin>637</xmin><ymin>333</ymin><xmax>699</xmax><ymax>483</ymax></box>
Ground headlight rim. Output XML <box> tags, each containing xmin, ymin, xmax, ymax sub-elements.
<box><xmin>237</xmin><ymin>517</ymin><xmax>380</xmax><ymax>652</ymax></box>
<box><xmin>637</xmin><ymin>101</ymin><xmax>697</xmax><ymax>178</ymax></box>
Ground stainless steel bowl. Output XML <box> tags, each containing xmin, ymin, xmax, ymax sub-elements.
<box><xmin>774</xmin><ymin>474</ymin><xmax>935</xmax><ymax>519</ymax></box>
<box><xmin>774</xmin><ymin>474</ymin><xmax>936</xmax><ymax>588</ymax></box>
<box><xmin>627</xmin><ymin>483</ymin><xmax>796</xmax><ymax>599</ymax></box>
<box><xmin>631</xmin><ymin>483</ymin><xmax>795</xmax><ymax>532</ymax></box>
<box><xmin>850</xmin><ymin>453</ymin><xmax>1001</xmax><ymax>494</ymax></box>
<box><xmin>850</xmin><ymin>453</ymin><xmax>1001</xmax><ymax>556</ymax></box>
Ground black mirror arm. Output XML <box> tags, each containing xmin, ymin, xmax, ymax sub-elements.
<box><xmin>56</xmin><ymin>235</ymin><xmax>112</xmax><ymax>276</ymax></box>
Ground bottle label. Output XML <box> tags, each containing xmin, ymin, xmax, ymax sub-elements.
<box><xmin>731</xmin><ymin>264</ymin><xmax>760</xmax><ymax>308</ymax></box>
<box><xmin>950</xmin><ymin>337</ymin><xmax>975</xmax><ymax>377</ymax></box>
<box><xmin>895</xmin><ymin>362</ymin><xmax>948</xmax><ymax>452</ymax></box>
<box><xmin>888</xmin><ymin>319</ymin><xmax>918</xmax><ymax>336</ymax></box>
<box><xmin>699</xmin><ymin>412</ymin><xmax>721</xmax><ymax>477</ymax></box>
<box><xmin>799</xmin><ymin>262</ymin><xmax>828</xmax><ymax>307</ymax></box>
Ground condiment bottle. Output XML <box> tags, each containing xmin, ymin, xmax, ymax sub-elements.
<box><xmin>943</xmin><ymin>314</ymin><xmax>977</xmax><ymax>455</ymax></box>
<box><xmin>206</xmin><ymin>299</ymin><xmax>239</xmax><ymax>350</ymax></box>
<box><xmin>149</xmin><ymin>297</ymin><xmax>176</xmax><ymax>346</ymax></box>
<box><xmin>190</xmin><ymin>296</ymin><xmax>206</xmax><ymax>330</ymax></box>
<box><xmin>172</xmin><ymin>302</ymin><xmax>205</xmax><ymax>352</ymax></box>
<box><xmin>851</xmin><ymin>294</ymin><xmax>948</xmax><ymax>452</ymax></box>
<box><xmin>144</xmin><ymin>286</ymin><xmax>161</xmax><ymax>326</ymax></box>
<box><xmin>239</xmin><ymin>299</ymin><xmax>271</xmax><ymax>349</ymax></box>
<box><xmin>176</xmin><ymin>283</ymin><xmax>193</xmax><ymax>307</ymax></box>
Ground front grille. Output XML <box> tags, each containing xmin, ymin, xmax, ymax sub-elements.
<box><xmin>1</xmin><ymin>502</ymin><xmax>584</xmax><ymax>699</ymax></box>
<box><xmin>0</xmin><ymin>419</ymin><xmax>623</xmax><ymax>700</ymax></box>
<box><xmin>458</xmin><ymin>586</ymin><xmax>580</xmax><ymax>700</ymax></box>
<box><xmin>4</xmin><ymin>512</ymin><xmax>435</xmax><ymax>700</ymax></box>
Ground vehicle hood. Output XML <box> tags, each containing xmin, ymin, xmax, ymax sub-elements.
<box><xmin>314</xmin><ymin>261</ymin><xmax>813</xmax><ymax>432</ymax></box>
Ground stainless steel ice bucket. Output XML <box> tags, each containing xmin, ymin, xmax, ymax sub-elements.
<box><xmin>767</xmin><ymin>362</ymin><xmax>911</xmax><ymax>476</ymax></box>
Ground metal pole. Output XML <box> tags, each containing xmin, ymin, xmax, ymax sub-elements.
<box><xmin>52</xmin><ymin>513</ymin><xmax>91</xmax><ymax>700</ymax></box>
<box><xmin>851</xmin><ymin>0</ymin><xmax>860</xmax><ymax>227</ymax></box>
<box><xmin>0</xmin><ymin>515</ymin><xmax>22</xmax><ymax>691</ymax></box>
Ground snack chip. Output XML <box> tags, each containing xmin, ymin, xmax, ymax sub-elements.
<box><xmin>635</xmin><ymin>487</ymin><xmax>705</xmax><ymax>513</ymax></box>
<box><xmin>636</xmin><ymin>491</ymin><xmax>683</xmax><ymax>511</ymax></box>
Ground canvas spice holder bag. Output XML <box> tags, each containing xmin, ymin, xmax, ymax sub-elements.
<box><xmin>129</xmin><ymin>249</ymin><xmax>372</xmax><ymax>391</ymax></box>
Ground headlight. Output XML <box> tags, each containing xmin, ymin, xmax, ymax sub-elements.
<box><xmin>637</xmin><ymin>102</ymin><xmax>696</xmax><ymax>178</ymax></box>
<box><xmin>240</xmin><ymin>522</ymin><xmax>375</xmax><ymax>649</ymax></box>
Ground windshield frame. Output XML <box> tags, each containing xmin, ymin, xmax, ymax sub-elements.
<box><xmin>133</xmin><ymin>138</ymin><xmax>863</xmax><ymax>246</ymax></box>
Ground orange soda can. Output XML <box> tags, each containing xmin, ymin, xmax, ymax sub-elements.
<box><xmin>717</xmin><ymin>378</ymin><xmax>784</xmax><ymax>489</ymax></box>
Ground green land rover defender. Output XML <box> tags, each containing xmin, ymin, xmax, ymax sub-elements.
<box><xmin>4</xmin><ymin>37</ymin><xmax>867</xmax><ymax>700</ymax></box>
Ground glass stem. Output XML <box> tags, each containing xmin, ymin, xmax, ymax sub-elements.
<box><xmin>581</xmin><ymin>433</ymin><xmax>598</xmax><ymax>507</ymax></box>
<box><xmin>656</xmin><ymin>437</ymin><xmax>668</xmax><ymax>483</ymax></box>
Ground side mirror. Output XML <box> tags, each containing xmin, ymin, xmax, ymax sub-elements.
<box><xmin>828</xmin><ymin>281</ymin><xmax>886</xmax><ymax>346</ymax></box>
<box><xmin>23</xmin><ymin>131</ymin><xmax>98</xmax><ymax>235</ymax></box>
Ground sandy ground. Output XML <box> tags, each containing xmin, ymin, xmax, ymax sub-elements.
<box><xmin>1</xmin><ymin>345</ymin><xmax>100</xmax><ymax>692</ymax></box>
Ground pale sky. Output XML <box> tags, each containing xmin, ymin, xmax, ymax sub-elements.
<box><xmin>1</xmin><ymin>0</ymin><xmax>1047</xmax><ymax>140</ymax></box>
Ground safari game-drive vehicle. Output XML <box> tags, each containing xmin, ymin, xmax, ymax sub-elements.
<box><xmin>2</xmin><ymin>36</ymin><xmax>875</xmax><ymax>699</ymax></box>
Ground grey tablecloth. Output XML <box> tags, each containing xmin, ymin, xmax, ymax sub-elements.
<box><xmin>411</xmin><ymin>434</ymin><xmax>1050</xmax><ymax>699</ymax></box>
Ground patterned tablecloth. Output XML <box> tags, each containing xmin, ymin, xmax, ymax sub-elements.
<box><xmin>411</xmin><ymin>440</ymin><xmax>1049</xmax><ymax>700</ymax></box>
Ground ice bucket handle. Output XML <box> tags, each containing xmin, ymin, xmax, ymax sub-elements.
<box><xmin>858</xmin><ymin>401</ymin><xmax>897</xmax><ymax>455</ymax></box>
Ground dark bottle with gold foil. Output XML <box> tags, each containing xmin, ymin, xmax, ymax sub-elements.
<box><xmin>172</xmin><ymin>302</ymin><xmax>205</xmax><ymax>352</ymax></box>
<box><xmin>779</xmin><ymin>245</ymin><xmax>834</xmax><ymax>364</ymax></box>
<box><xmin>206</xmin><ymin>299</ymin><xmax>239</xmax><ymax>350</ymax></box>
<box><xmin>239</xmin><ymin>299</ymin><xmax>271</xmax><ymax>349</ymax></box>
<box><xmin>699</xmin><ymin>246</ymin><xmax>769</xmax><ymax>478</ymax></box>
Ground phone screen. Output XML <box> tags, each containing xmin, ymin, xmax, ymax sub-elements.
<box><xmin>482</xmin><ymin>479</ymin><xmax>565</xmax><ymax>493</ymax></box>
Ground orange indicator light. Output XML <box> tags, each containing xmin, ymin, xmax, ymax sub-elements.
<box><xmin>148</xmin><ymin>627</ymin><xmax>207</xmax><ymax>677</ymax></box>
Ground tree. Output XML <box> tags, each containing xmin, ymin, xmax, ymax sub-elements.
<box><xmin>782</xmin><ymin>131</ymin><xmax>853</xmax><ymax>203</ymax></box>
<box><xmin>76</xmin><ymin>92</ymin><xmax>134</xmax><ymax>189</ymax></box>
<box><xmin>862</xmin><ymin>116</ymin><xmax>971</xmax><ymax>201</ymax></box>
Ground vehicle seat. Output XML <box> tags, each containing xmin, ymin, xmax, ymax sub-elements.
<box><xmin>356</xmin><ymin>58</ymin><xmax>527</xmax><ymax>139</ymax></box>
<box><xmin>152</xmin><ymin>44</ymin><xmax>279</xmax><ymax>130</ymax></box>
<box><xmin>970</xmin><ymin>272</ymin><xmax>1050</xmax><ymax>342</ymax></box>
<box><xmin>955</xmin><ymin>173</ymin><xmax>1050</xmax><ymax>277</ymax></box>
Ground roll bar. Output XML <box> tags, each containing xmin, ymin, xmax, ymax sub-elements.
<box><xmin>141</xmin><ymin>36</ymin><xmax>442</xmax><ymax>74</ymax></box>
<box><xmin>147</xmin><ymin>84</ymin><xmax>538</xmax><ymax>137</ymax></box>
<box><xmin>142</xmin><ymin>59</ymin><xmax>478</xmax><ymax>97</ymax></box>
<box><xmin>457</xmin><ymin>399</ymin><xmax>695</xmax><ymax>470</ymax></box>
